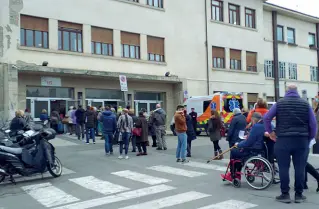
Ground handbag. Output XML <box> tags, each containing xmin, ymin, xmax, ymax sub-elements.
<box><xmin>132</xmin><ymin>128</ymin><xmax>142</xmax><ymax>136</ymax></box>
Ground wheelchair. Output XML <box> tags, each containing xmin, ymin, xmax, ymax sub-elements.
<box><xmin>221</xmin><ymin>142</ymin><xmax>277</xmax><ymax>190</ymax></box>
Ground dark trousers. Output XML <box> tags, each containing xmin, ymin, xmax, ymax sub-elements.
<box><xmin>86</xmin><ymin>127</ymin><xmax>95</xmax><ymax>143</ymax></box>
<box><xmin>131</xmin><ymin>135</ymin><xmax>136</xmax><ymax>151</ymax></box>
<box><xmin>187</xmin><ymin>136</ymin><xmax>192</xmax><ymax>156</ymax></box>
<box><xmin>305</xmin><ymin>162</ymin><xmax>319</xmax><ymax>184</ymax></box>
<box><xmin>151</xmin><ymin>135</ymin><xmax>157</xmax><ymax>146</ymax></box>
<box><xmin>51</xmin><ymin>123</ymin><xmax>58</xmax><ymax>133</ymax></box>
<box><xmin>137</xmin><ymin>142</ymin><xmax>147</xmax><ymax>153</ymax></box>
<box><xmin>119</xmin><ymin>132</ymin><xmax>130</xmax><ymax>155</ymax></box>
<box><xmin>275</xmin><ymin>137</ymin><xmax>309</xmax><ymax>194</ymax></box>
<box><xmin>213</xmin><ymin>140</ymin><xmax>221</xmax><ymax>152</ymax></box>
<box><xmin>265</xmin><ymin>139</ymin><xmax>275</xmax><ymax>164</ymax></box>
<box><xmin>104</xmin><ymin>133</ymin><xmax>113</xmax><ymax>153</ymax></box>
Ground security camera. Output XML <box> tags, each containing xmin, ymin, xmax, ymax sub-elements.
<box><xmin>165</xmin><ymin>71</ymin><xmax>170</xmax><ymax>77</ymax></box>
<box><xmin>42</xmin><ymin>61</ymin><xmax>48</xmax><ymax>66</ymax></box>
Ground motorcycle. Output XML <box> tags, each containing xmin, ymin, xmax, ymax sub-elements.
<box><xmin>0</xmin><ymin>121</ymin><xmax>62</xmax><ymax>184</ymax></box>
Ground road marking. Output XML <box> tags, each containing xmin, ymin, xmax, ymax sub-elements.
<box><xmin>184</xmin><ymin>161</ymin><xmax>227</xmax><ymax>171</ymax></box>
<box><xmin>21</xmin><ymin>182</ymin><xmax>79</xmax><ymax>207</ymax></box>
<box><xmin>118</xmin><ymin>191</ymin><xmax>211</xmax><ymax>209</ymax></box>
<box><xmin>52</xmin><ymin>184</ymin><xmax>175</xmax><ymax>209</ymax></box>
<box><xmin>147</xmin><ymin>165</ymin><xmax>207</xmax><ymax>177</ymax></box>
<box><xmin>2</xmin><ymin>167</ymin><xmax>75</xmax><ymax>185</ymax></box>
<box><xmin>111</xmin><ymin>170</ymin><xmax>171</xmax><ymax>185</ymax></box>
<box><xmin>69</xmin><ymin>176</ymin><xmax>129</xmax><ymax>195</ymax></box>
<box><xmin>197</xmin><ymin>200</ymin><xmax>258</xmax><ymax>209</ymax></box>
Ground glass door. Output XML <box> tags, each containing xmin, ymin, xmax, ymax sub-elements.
<box><xmin>31</xmin><ymin>99</ymin><xmax>50</xmax><ymax>121</ymax></box>
<box><xmin>134</xmin><ymin>101</ymin><xmax>162</xmax><ymax>116</ymax></box>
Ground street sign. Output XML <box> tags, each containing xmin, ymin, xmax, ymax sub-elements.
<box><xmin>119</xmin><ymin>75</ymin><xmax>128</xmax><ymax>92</ymax></box>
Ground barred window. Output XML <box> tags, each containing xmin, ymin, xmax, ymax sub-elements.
<box><xmin>310</xmin><ymin>66</ymin><xmax>318</xmax><ymax>82</ymax></box>
<box><xmin>279</xmin><ymin>62</ymin><xmax>286</xmax><ymax>79</ymax></box>
<box><xmin>288</xmin><ymin>63</ymin><xmax>297</xmax><ymax>80</ymax></box>
<box><xmin>264</xmin><ymin>60</ymin><xmax>274</xmax><ymax>78</ymax></box>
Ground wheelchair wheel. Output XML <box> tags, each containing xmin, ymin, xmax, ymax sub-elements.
<box><xmin>232</xmin><ymin>178</ymin><xmax>241</xmax><ymax>188</ymax></box>
<box><xmin>243</xmin><ymin>156</ymin><xmax>274</xmax><ymax>190</ymax></box>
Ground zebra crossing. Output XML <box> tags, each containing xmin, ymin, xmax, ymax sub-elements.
<box><xmin>7</xmin><ymin>161</ymin><xmax>260</xmax><ymax>209</ymax></box>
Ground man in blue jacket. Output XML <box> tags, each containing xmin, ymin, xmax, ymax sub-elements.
<box><xmin>226</xmin><ymin>108</ymin><xmax>247</xmax><ymax>148</ymax></box>
<box><xmin>264</xmin><ymin>84</ymin><xmax>317</xmax><ymax>203</ymax></box>
<box><xmin>100</xmin><ymin>106</ymin><xmax>117</xmax><ymax>155</ymax></box>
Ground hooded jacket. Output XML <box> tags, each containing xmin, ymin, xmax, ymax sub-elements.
<box><xmin>75</xmin><ymin>108</ymin><xmax>86</xmax><ymax>124</ymax></box>
<box><xmin>100</xmin><ymin>110</ymin><xmax>117</xmax><ymax>134</ymax></box>
<box><xmin>152</xmin><ymin>108</ymin><xmax>166</xmax><ymax>126</ymax></box>
<box><xmin>85</xmin><ymin>110</ymin><xmax>95</xmax><ymax>128</ymax></box>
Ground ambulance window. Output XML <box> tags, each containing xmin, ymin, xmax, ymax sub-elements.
<box><xmin>203</xmin><ymin>100</ymin><xmax>211</xmax><ymax>112</ymax></box>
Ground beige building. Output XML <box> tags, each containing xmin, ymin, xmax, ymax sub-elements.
<box><xmin>0</xmin><ymin>0</ymin><xmax>318</xmax><ymax>121</ymax></box>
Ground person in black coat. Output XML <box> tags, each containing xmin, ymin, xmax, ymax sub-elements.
<box><xmin>226</xmin><ymin>108</ymin><xmax>247</xmax><ymax>148</ymax></box>
<box><xmin>75</xmin><ymin>105</ymin><xmax>86</xmax><ymax>140</ymax></box>
<box><xmin>85</xmin><ymin>107</ymin><xmax>95</xmax><ymax>144</ymax></box>
<box><xmin>129</xmin><ymin>110</ymin><xmax>138</xmax><ymax>152</ymax></box>
<box><xmin>189</xmin><ymin>108</ymin><xmax>198</xmax><ymax>133</ymax></box>
<box><xmin>185</xmin><ymin>110</ymin><xmax>196</xmax><ymax>157</ymax></box>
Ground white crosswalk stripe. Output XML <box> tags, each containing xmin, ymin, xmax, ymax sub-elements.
<box><xmin>111</xmin><ymin>170</ymin><xmax>171</xmax><ymax>185</ymax></box>
<box><xmin>197</xmin><ymin>200</ymin><xmax>258</xmax><ymax>209</ymax></box>
<box><xmin>21</xmin><ymin>182</ymin><xmax>80</xmax><ymax>207</ymax></box>
<box><xmin>69</xmin><ymin>176</ymin><xmax>130</xmax><ymax>195</ymax></box>
<box><xmin>118</xmin><ymin>191</ymin><xmax>211</xmax><ymax>209</ymax></box>
<box><xmin>184</xmin><ymin>161</ymin><xmax>227</xmax><ymax>171</ymax></box>
<box><xmin>147</xmin><ymin>165</ymin><xmax>207</xmax><ymax>177</ymax></box>
<box><xmin>52</xmin><ymin>184</ymin><xmax>175</xmax><ymax>209</ymax></box>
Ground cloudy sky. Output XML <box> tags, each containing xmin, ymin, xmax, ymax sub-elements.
<box><xmin>267</xmin><ymin>0</ymin><xmax>319</xmax><ymax>17</ymax></box>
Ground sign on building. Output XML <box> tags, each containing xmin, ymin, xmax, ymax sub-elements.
<box><xmin>119</xmin><ymin>75</ymin><xmax>128</xmax><ymax>91</ymax></box>
<box><xmin>41</xmin><ymin>77</ymin><xmax>61</xmax><ymax>87</ymax></box>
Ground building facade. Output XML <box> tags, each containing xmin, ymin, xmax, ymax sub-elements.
<box><xmin>0</xmin><ymin>0</ymin><xmax>318</xmax><ymax>121</ymax></box>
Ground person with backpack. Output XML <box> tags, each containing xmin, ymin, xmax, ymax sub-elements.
<box><xmin>100</xmin><ymin>106</ymin><xmax>117</xmax><ymax>155</ymax></box>
<box><xmin>117</xmin><ymin>109</ymin><xmax>133</xmax><ymax>159</ymax></box>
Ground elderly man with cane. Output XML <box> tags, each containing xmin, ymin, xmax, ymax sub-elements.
<box><xmin>264</xmin><ymin>84</ymin><xmax>317</xmax><ymax>203</ymax></box>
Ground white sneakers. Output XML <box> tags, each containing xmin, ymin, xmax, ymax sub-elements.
<box><xmin>118</xmin><ymin>155</ymin><xmax>129</xmax><ymax>160</ymax></box>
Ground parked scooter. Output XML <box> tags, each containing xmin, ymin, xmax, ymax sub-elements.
<box><xmin>0</xmin><ymin>121</ymin><xmax>62</xmax><ymax>184</ymax></box>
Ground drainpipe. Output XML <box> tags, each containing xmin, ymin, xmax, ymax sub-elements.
<box><xmin>204</xmin><ymin>0</ymin><xmax>210</xmax><ymax>95</ymax></box>
<box><xmin>316</xmin><ymin>23</ymin><xmax>319</xmax><ymax>82</ymax></box>
<box><xmin>272</xmin><ymin>11</ymin><xmax>280</xmax><ymax>101</ymax></box>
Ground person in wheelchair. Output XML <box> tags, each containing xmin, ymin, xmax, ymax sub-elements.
<box><xmin>222</xmin><ymin>112</ymin><xmax>265</xmax><ymax>181</ymax></box>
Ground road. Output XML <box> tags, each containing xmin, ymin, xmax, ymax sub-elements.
<box><xmin>1</xmin><ymin>134</ymin><xmax>319</xmax><ymax>209</ymax></box>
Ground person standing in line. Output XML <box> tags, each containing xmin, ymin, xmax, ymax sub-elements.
<box><xmin>50</xmin><ymin>109</ymin><xmax>60</xmax><ymax>133</ymax></box>
<box><xmin>208</xmin><ymin>110</ymin><xmax>223</xmax><ymax>160</ymax></box>
<box><xmin>85</xmin><ymin>106</ymin><xmax>96</xmax><ymax>144</ymax></box>
<box><xmin>70</xmin><ymin>107</ymin><xmax>77</xmax><ymax>136</ymax></box>
<box><xmin>135</xmin><ymin>111</ymin><xmax>149</xmax><ymax>156</ymax></box>
<box><xmin>152</xmin><ymin>104</ymin><xmax>167</xmax><ymax>150</ymax></box>
<box><xmin>149</xmin><ymin>111</ymin><xmax>157</xmax><ymax>147</ymax></box>
<box><xmin>174</xmin><ymin>105</ymin><xmax>188</xmax><ymax>163</ymax></box>
<box><xmin>264</xmin><ymin>84</ymin><xmax>317</xmax><ymax>203</ymax></box>
<box><xmin>100</xmin><ymin>106</ymin><xmax>117</xmax><ymax>155</ymax></box>
<box><xmin>117</xmin><ymin>109</ymin><xmax>133</xmax><ymax>159</ymax></box>
<box><xmin>185</xmin><ymin>109</ymin><xmax>196</xmax><ymax>157</ymax></box>
<box><xmin>128</xmin><ymin>109</ymin><xmax>138</xmax><ymax>152</ymax></box>
<box><xmin>189</xmin><ymin>108</ymin><xmax>198</xmax><ymax>134</ymax></box>
<box><xmin>66</xmin><ymin>106</ymin><xmax>74</xmax><ymax>135</ymax></box>
<box><xmin>75</xmin><ymin>105</ymin><xmax>86</xmax><ymax>140</ymax></box>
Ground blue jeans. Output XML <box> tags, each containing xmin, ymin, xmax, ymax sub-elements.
<box><xmin>86</xmin><ymin>128</ymin><xmax>95</xmax><ymax>143</ymax></box>
<box><xmin>176</xmin><ymin>132</ymin><xmax>187</xmax><ymax>159</ymax></box>
<box><xmin>104</xmin><ymin>133</ymin><xmax>113</xmax><ymax>153</ymax></box>
<box><xmin>119</xmin><ymin>132</ymin><xmax>130</xmax><ymax>155</ymax></box>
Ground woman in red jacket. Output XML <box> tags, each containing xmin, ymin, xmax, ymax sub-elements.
<box><xmin>246</xmin><ymin>98</ymin><xmax>269</xmax><ymax>124</ymax></box>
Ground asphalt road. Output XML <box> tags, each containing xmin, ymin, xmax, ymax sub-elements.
<box><xmin>1</xmin><ymin>134</ymin><xmax>319</xmax><ymax>209</ymax></box>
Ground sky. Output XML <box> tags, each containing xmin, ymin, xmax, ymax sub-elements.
<box><xmin>266</xmin><ymin>0</ymin><xmax>319</xmax><ymax>17</ymax></box>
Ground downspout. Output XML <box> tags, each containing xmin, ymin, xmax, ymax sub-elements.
<box><xmin>272</xmin><ymin>11</ymin><xmax>280</xmax><ymax>101</ymax></box>
<box><xmin>204</xmin><ymin>0</ymin><xmax>210</xmax><ymax>95</ymax></box>
<box><xmin>316</xmin><ymin>23</ymin><xmax>319</xmax><ymax>83</ymax></box>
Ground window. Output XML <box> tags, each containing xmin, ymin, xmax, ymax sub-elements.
<box><xmin>310</xmin><ymin>66</ymin><xmax>318</xmax><ymax>82</ymax></box>
<box><xmin>288</xmin><ymin>63</ymin><xmax>297</xmax><ymax>80</ymax></box>
<box><xmin>121</xmin><ymin>31</ymin><xmax>140</xmax><ymax>59</ymax></box>
<box><xmin>309</xmin><ymin>33</ymin><xmax>316</xmax><ymax>47</ymax></box>
<box><xmin>91</xmin><ymin>27</ymin><xmax>113</xmax><ymax>56</ymax></box>
<box><xmin>20</xmin><ymin>15</ymin><xmax>48</xmax><ymax>48</ymax></box>
<box><xmin>287</xmin><ymin>27</ymin><xmax>295</xmax><ymax>44</ymax></box>
<box><xmin>203</xmin><ymin>100</ymin><xmax>212</xmax><ymax>112</ymax></box>
<box><xmin>230</xmin><ymin>49</ymin><xmax>241</xmax><ymax>70</ymax></box>
<box><xmin>246</xmin><ymin>51</ymin><xmax>257</xmax><ymax>72</ymax></box>
<box><xmin>279</xmin><ymin>61</ymin><xmax>286</xmax><ymax>79</ymax></box>
<box><xmin>245</xmin><ymin>8</ymin><xmax>255</xmax><ymax>28</ymax></box>
<box><xmin>277</xmin><ymin>25</ymin><xmax>284</xmax><ymax>42</ymax></box>
<box><xmin>212</xmin><ymin>46</ymin><xmax>225</xmax><ymax>68</ymax></box>
<box><xmin>229</xmin><ymin>4</ymin><xmax>240</xmax><ymax>25</ymax></box>
<box><xmin>264</xmin><ymin>60</ymin><xmax>274</xmax><ymax>78</ymax></box>
<box><xmin>147</xmin><ymin>0</ymin><xmax>163</xmax><ymax>8</ymax></box>
<box><xmin>128</xmin><ymin>0</ymin><xmax>139</xmax><ymax>2</ymax></box>
<box><xmin>147</xmin><ymin>36</ymin><xmax>165</xmax><ymax>62</ymax></box>
<box><xmin>211</xmin><ymin>0</ymin><xmax>223</xmax><ymax>21</ymax></box>
<box><xmin>58</xmin><ymin>21</ymin><xmax>82</xmax><ymax>52</ymax></box>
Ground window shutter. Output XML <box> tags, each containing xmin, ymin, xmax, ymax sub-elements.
<box><xmin>246</xmin><ymin>52</ymin><xmax>257</xmax><ymax>66</ymax></box>
<box><xmin>230</xmin><ymin>49</ymin><xmax>241</xmax><ymax>60</ymax></box>
<box><xmin>212</xmin><ymin>47</ymin><xmax>225</xmax><ymax>58</ymax></box>
<box><xmin>58</xmin><ymin>21</ymin><xmax>82</xmax><ymax>30</ymax></box>
<box><xmin>147</xmin><ymin>36</ymin><xmax>164</xmax><ymax>55</ymax></box>
<box><xmin>20</xmin><ymin>15</ymin><xmax>48</xmax><ymax>31</ymax></box>
<box><xmin>91</xmin><ymin>27</ymin><xmax>113</xmax><ymax>44</ymax></box>
<box><xmin>121</xmin><ymin>32</ymin><xmax>140</xmax><ymax>46</ymax></box>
